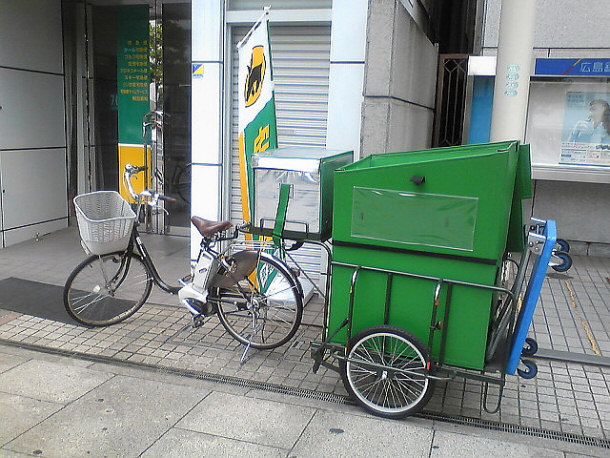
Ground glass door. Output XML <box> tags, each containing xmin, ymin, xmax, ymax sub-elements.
<box><xmin>62</xmin><ymin>0</ymin><xmax>192</xmax><ymax>233</ymax></box>
<box><xmin>159</xmin><ymin>2</ymin><xmax>192</xmax><ymax>232</ymax></box>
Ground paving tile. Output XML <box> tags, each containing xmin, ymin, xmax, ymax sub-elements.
<box><xmin>4</xmin><ymin>375</ymin><xmax>205</xmax><ymax>457</ymax></box>
<box><xmin>292</xmin><ymin>410</ymin><xmax>432</xmax><ymax>458</ymax></box>
<box><xmin>177</xmin><ymin>391</ymin><xmax>315</xmax><ymax>449</ymax></box>
<box><xmin>141</xmin><ymin>428</ymin><xmax>286</xmax><ymax>457</ymax></box>
<box><xmin>430</xmin><ymin>430</ymin><xmax>563</xmax><ymax>457</ymax></box>
<box><xmin>0</xmin><ymin>392</ymin><xmax>63</xmax><ymax>446</ymax></box>
<box><xmin>0</xmin><ymin>359</ymin><xmax>112</xmax><ymax>403</ymax></box>
<box><xmin>1</xmin><ymin>232</ymin><xmax>610</xmax><ymax>440</ymax></box>
<box><xmin>0</xmin><ymin>352</ymin><xmax>27</xmax><ymax>374</ymax></box>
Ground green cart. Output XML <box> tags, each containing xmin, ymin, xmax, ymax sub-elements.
<box><xmin>308</xmin><ymin>141</ymin><xmax>566</xmax><ymax>418</ymax></box>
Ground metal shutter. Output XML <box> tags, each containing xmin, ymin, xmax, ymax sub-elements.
<box><xmin>229</xmin><ymin>25</ymin><xmax>331</xmax><ymax>285</ymax></box>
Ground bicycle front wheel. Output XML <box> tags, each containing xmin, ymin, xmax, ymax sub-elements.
<box><xmin>64</xmin><ymin>251</ymin><xmax>152</xmax><ymax>326</ymax></box>
<box><xmin>214</xmin><ymin>251</ymin><xmax>303</xmax><ymax>349</ymax></box>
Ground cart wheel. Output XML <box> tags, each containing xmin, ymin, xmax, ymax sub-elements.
<box><xmin>517</xmin><ymin>360</ymin><xmax>538</xmax><ymax>379</ymax></box>
<box><xmin>521</xmin><ymin>337</ymin><xmax>538</xmax><ymax>356</ymax></box>
<box><xmin>552</xmin><ymin>251</ymin><xmax>573</xmax><ymax>272</ymax></box>
<box><xmin>556</xmin><ymin>238</ymin><xmax>570</xmax><ymax>253</ymax></box>
<box><xmin>341</xmin><ymin>325</ymin><xmax>434</xmax><ymax>419</ymax></box>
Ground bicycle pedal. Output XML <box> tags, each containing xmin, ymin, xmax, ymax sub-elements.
<box><xmin>192</xmin><ymin>315</ymin><xmax>206</xmax><ymax>328</ymax></box>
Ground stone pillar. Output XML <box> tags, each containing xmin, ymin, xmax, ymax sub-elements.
<box><xmin>489</xmin><ymin>0</ymin><xmax>536</xmax><ymax>142</ymax></box>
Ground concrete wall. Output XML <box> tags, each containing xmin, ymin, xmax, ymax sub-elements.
<box><xmin>360</xmin><ymin>0</ymin><xmax>437</xmax><ymax>157</ymax></box>
<box><xmin>482</xmin><ymin>0</ymin><xmax>610</xmax><ymax>249</ymax></box>
<box><xmin>0</xmin><ymin>0</ymin><xmax>68</xmax><ymax>247</ymax></box>
<box><xmin>483</xmin><ymin>0</ymin><xmax>609</xmax><ymax>56</ymax></box>
<box><xmin>532</xmin><ymin>181</ymin><xmax>610</xmax><ymax>255</ymax></box>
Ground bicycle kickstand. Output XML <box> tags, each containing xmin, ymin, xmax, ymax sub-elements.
<box><xmin>240</xmin><ymin>339</ymin><xmax>253</xmax><ymax>365</ymax></box>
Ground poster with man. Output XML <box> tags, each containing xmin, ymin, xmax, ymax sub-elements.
<box><xmin>560</xmin><ymin>91</ymin><xmax>610</xmax><ymax>166</ymax></box>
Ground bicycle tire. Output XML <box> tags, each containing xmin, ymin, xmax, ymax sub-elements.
<box><xmin>341</xmin><ymin>325</ymin><xmax>434</xmax><ymax>419</ymax></box>
<box><xmin>214</xmin><ymin>251</ymin><xmax>303</xmax><ymax>349</ymax></box>
<box><xmin>174</xmin><ymin>163</ymin><xmax>191</xmax><ymax>205</ymax></box>
<box><xmin>64</xmin><ymin>251</ymin><xmax>152</xmax><ymax>326</ymax></box>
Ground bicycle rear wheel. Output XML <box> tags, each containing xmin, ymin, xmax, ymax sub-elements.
<box><xmin>214</xmin><ymin>251</ymin><xmax>303</xmax><ymax>349</ymax></box>
<box><xmin>64</xmin><ymin>251</ymin><xmax>152</xmax><ymax>326</ymax></box>
<box><xmin>174</xmin><ymin>163</ymin><xmax>191</xmax><ymax>204</ymax></box>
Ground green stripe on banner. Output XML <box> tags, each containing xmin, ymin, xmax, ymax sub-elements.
<box><xmin>117</xmin><ymin>5</ymin><xmax>149</xmax><ymax>145</ymax></box>
<box><xmin>243</xmin><ymin>98</ymin><xmax>278</xmax><ymax>216</ymax></box>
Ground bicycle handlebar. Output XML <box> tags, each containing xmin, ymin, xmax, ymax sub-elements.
<box><xmin>158</xmin><ymin>194</ymin><xmax>178</xmax><ymax>204</ymax></box>
<box><xmin>123</xmin><ymin>164</ymin><xmax>174</xmax><ymax>206</ymax></box>
<box><xmin>125</xmin><ymin>164</ymin><xmax>148</xmax><ymax>175</ymax></box>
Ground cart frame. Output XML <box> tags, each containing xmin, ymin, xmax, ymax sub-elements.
<box><xmin>249</xmin><ymin>183</ymin><xmax>559</xmax><ymax>419</ymax></box>
<box><xmin>305</xmin><ymin>218</ymin><xmax>557</xmax><ymax>418</ymax></box>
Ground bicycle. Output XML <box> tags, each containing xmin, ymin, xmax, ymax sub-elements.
<box><xmin>144</xmin><ymin>111</ymin><xmax>191</xmax><ymax>206</ymax></box>
<box><xmin>64</xmin><ymin>164</ymin><xmax>304</xmax><ymax>351</ymax></box>
<box><xmin>151</xmin><ymin>159</ymin><xmax>191</xmax><ymax>205</ymax></box>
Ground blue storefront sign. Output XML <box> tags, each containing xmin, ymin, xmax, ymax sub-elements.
<box><xmin>535</xmin><ymin>58</ymin><xmax>610</xmax><ymax>76</ymax></box>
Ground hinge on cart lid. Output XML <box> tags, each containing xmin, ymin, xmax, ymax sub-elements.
<box><xmin>527</xmin><ymin>231</ymin><xmax>546</xmax><ymax>255</ymax></box>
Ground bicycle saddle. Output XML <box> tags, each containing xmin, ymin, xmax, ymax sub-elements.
<box><xmin>191</xmin><ymin>216</ymin><xmax>232</xmax><ymax>238</ymax></box>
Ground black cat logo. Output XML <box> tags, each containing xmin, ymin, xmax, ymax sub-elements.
<box><xmin>245</xmin><ymin>46</ymin><xmax>266</xmax><ymax>107</ymax></box>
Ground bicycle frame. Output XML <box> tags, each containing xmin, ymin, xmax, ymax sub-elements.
<box><xmin>129</xmin><ymin>224</ymin><xmax>180</xmax><ymax>295</ymax></box>
<box><xmin>118</xmin><ymin>165</ymin><xmax>180</xmax><ymax>294</ymax></box>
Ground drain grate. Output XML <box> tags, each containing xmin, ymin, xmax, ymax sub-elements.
<box><xmin>418</xmin><ymin>411</ymin><xmax>610</xmax><ymax>449</ymax></box>
<box><xmin>156</xmin><ymin>363</ymin><xmax>352</xmax><ymax>405</ymax></box>
<box><xmin>0</xmin><ymin>338</ymin><xmax>351</xmax><ymax>405</ymax></box>
<box><xmin>2</xmin><ymin>338</ymin><xmax>609</xmax><ymax>449</ymax></box>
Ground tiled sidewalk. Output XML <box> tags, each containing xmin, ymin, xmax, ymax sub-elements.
<box><xmin>532</xmin><ymin>257</ymin><xmax>610</xmax><ymax>357</ymax></box>
<box><xmin>0</xmin><ymin>228</ymin><xmax>608</xmax><ymax>442</ymax></box>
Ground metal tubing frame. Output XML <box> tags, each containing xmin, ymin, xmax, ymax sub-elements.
<box><xmin>427</xmin><ymin>280</ymin><xmax>444</xmax><ymax>353</ymax></box>
<box><xmin>276</xmin><ymin>238</ymin><xmax>333</xmax><ymax>335</ymax></box>
<box><xmin>313</xmin><ymin>260</ymin><xmax>517</xmax><ymax>389</ymax></box>
<box><xmin>383</xmin><ymin>274</ymin><xmax>393</xmax><ymax>325</ymax></box>
<box><xmin>311</xmin><ymin>339</ymin><xmax>506</xmax><ymax>388</ymax></box>
<box><xmin>485</xmin><ymin>236</ymin><xmax>536</xmax><ymax>361</ymax></box>
<box><xmin>332</xmin><ymin>261</ymin><xmax>514</xmax><ymax>297</ymax></box>
<box><xmin>438</xmin><ymin>284</ymin><xmax>454</xmax><ymax>366</ymax></box>
<box><xmin>346</xmin><ymin>266</ymin><xmax>362</xmax><ymax>343</ymax></box>
<box><xmin>284</xmin><ymin>227</ymin><xmax>541</xmax><ymax>410</ymax></box>
<box><xmin>130</xmin><ymin>228</ymin><xmax>181</xmax><ymax>294</ymax></box>
<box><xmin>238</xmin><ymin>225</ymin><xmax>333</xmax><ymax>311</ymax></box>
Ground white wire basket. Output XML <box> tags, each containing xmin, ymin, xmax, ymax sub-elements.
<box><xmin>74</xmin><ymin>191</ymin><xmax>137</xmax><ymax>255</ymax></box>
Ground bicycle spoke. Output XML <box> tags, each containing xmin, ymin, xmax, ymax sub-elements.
<box><xmin>344</xmin><ymin>329</ymin><xmax>432</xmax><ymax>418</ymax></box>
<box><xmin>215</xmin><ymin>252</ymin><xmax>302</xmax><ymax>350</ymax></box>
<box><xmin>65</xmin><ymin>252</ymin><xmax>152</xmax><ymax>326</ymax></box>
<box><xmin>265</xmin><ymin>283</ymin><xmax>299</xmax><ymax>298</ymax></box>
<box><xmin>72</xmin><ymin>293</ymin><xmax>106</xmax><ymax>312</ymax></box>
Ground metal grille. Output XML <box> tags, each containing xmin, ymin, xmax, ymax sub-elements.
<box><xmin>433</xmin><ymin>54</ymin><xmax>469</xmax><ymax>147</ymax></box>
<box><xmin>420</xmin><ymin>411</ymin><xmax>610</xmax><ymax>449</ymax></box>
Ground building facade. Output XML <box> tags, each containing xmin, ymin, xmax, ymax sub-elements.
<box><xmin>0</xmin><ymin>0</ymin><xmax>608</xmax><ymax>259</ymax></box>
<box><xmin>0</xmin><ymin>0</ymin><xmax>439</xmax><ymax>262</ymax></box>
<box><xmin>474</xmin><ymin>0</ymin><xmax>610</xmax><ymax>254</ymax></box>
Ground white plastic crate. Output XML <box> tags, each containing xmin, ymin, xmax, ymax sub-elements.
<box><xmin>74</xmin><ymin>191</ymin><xmax>137</xmax><ymax>255</ymax></box>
